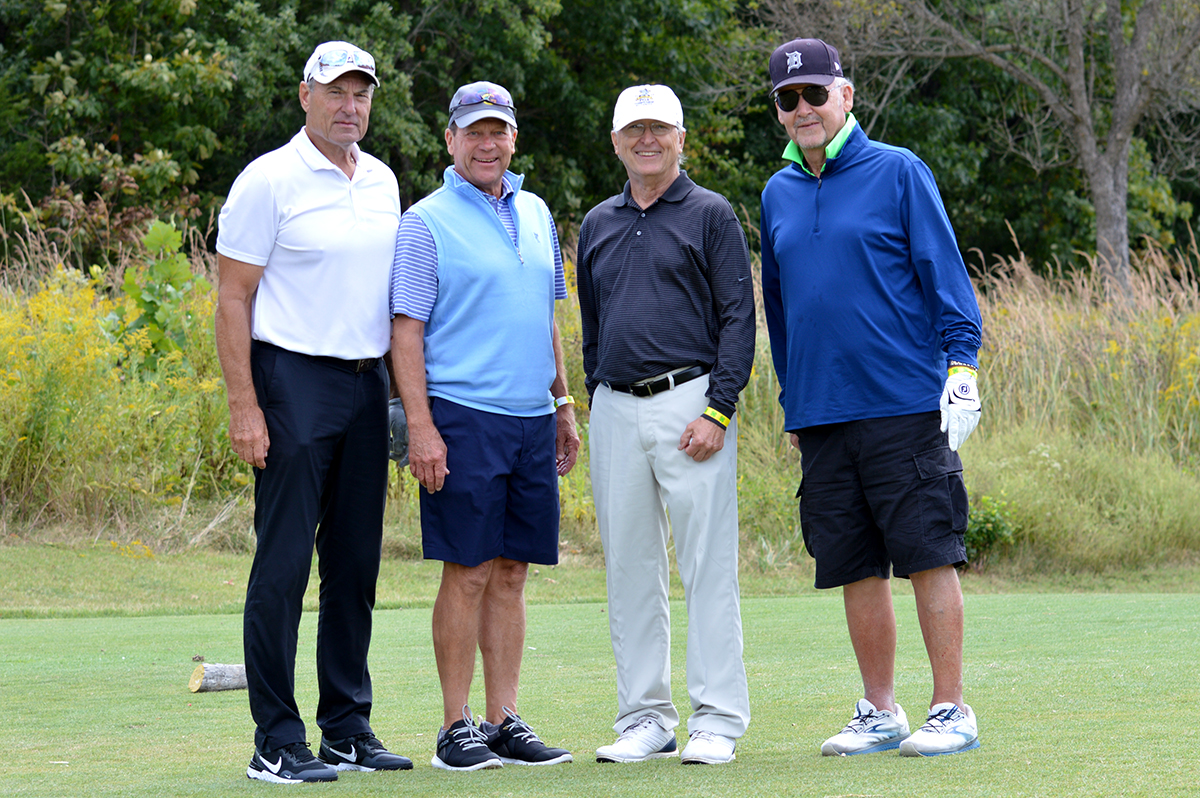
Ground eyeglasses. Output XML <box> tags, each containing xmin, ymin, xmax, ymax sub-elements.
<box><xmin>773</xmin><ymin>84</ymin><xmax>830</xmax><ymax>112</ymax></box>
<box><xmin>317</xmin><ymin>48</ymin><xmax>376</xmax><ymax>73</ymax></box>
<box><xmin>451</xmin><ymin>88</ymin><xmax>515</xmax><ymax>112</ymax></box>
<box><xmin>620</xmin><ymin>122</ymin><xmax>677</xmax><ymax>138</ymax></box>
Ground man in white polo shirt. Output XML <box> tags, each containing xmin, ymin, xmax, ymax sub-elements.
<box><xmin>215</xmin><ymin>40</ymin><xmax>410</xmax><ymax>784</ymax></box>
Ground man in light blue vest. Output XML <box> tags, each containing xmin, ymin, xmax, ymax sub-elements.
<box><xmin>390</xmin><ymin>81</ymin><xmax>580</xmax><ymax>771</ymax></box>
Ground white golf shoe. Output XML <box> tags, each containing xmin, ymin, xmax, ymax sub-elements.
<box><xmin>821</xmin><ymin>698</ymin><xmax>910</xmax><ymax>756</ymax></box>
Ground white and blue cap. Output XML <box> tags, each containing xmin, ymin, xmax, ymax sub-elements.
<box><xmin>304</xmin><ymin>40</ymin><xmax>379</xmax><ymax>87</ymax></box>
<box><xmin>612</xmin><ymin>84</ymin><xmax>686</xmax><ymax>133</ymax></box>
<box><xmin>448</xmin><ymin>81</ymin><xmax>518</xmax><ymax>129</ymax></box>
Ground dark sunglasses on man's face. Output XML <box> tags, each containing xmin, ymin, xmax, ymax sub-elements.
<box><xmin>773</xmin><ymin>84</ymin><xmax>830</xmax><ymax>112</ymax></box>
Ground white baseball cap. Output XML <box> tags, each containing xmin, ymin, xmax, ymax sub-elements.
<box><xmin>303</xmin><ymin>41</ymin><xmax>379</xmax><ymax>87</ymax></box>
<box><xmin>612</xmin><ymin>84</ymin><xmax>686</xmax><ymax>133</ymax></box>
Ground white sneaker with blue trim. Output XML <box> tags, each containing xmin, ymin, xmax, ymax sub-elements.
<box><xmin>899</xmin><ymin>702</ymin><xmax>980</xmax><ymax>757</ymax></box>
<box><xmin>821</xmin><ymin>698</ymin><xmax>910</xmax><ymax>756</ymax></box>
<box><xmin>596</xmin><ymin>716</ymin><xmax>677</xmax><ymax>763</ymax></box>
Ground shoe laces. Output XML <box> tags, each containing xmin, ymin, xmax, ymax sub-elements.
<box><xmin>444</xmin><ymin>705</ymin><xmax>490</xmax><ymax>751</ymax></box>
<box><xmin>621</xmin><ymin>715</ymin><xmax>661</xmax><ymax>739</ymax></box>
<box><xmin>347</xmin><ymin>732</ymin><xmax>385</xmax><ymax>754</ymax></box>
<box><xmin>279</xmin><ymin>741</ymin><xmax>317</xmax><ymax>762</ymax></box>
<box><xmin>499</xmin><ymin>706</ymin><xmax>543</xmax><ymax>744</ymax></box>
<box><xmin>690</xmin><ymin>730</ymin><xmax>718</xmax><ymax>744</ymax></box>
<box><xmin>842</xmin><ymin>706</ymin><xmax>883</xmax><ymax>734</ymax></box>
<box><xmin>920</xmin><ymin>705</ymin><xmax>965</xmax><ymax>732</ymax></box>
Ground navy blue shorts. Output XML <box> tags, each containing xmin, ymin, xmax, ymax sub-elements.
<box><xmin>420</xmin><ymin>397</ymin><xmax>561</xmax><ymax>567</ymax></box>
<box><xmin>795</xmin><ymin>411</ymin><xmax>968</xmax><ymax>589</ymax></box>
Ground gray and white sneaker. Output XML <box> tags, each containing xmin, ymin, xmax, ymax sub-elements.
<box><xmin>596</xmin><ymin>716</ymin><xmax>678</xmax><ymax>763</ymax></box>
<box><xmin>899</xmin><ymin>702</ymin><xmax>980</xmax><ymax>757</ymax></box>
<box><xmin>680</xmin><ymin>730</ymin><xmax>736</xmax><ymax>764</ymax></box>
<box><xmin>821</xmin><ymin>698</ymin><xmax>910</xmax><ymax>756</ymax></box>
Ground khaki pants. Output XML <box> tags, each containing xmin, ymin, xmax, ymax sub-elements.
<box><xmin>589</xmin><ymin>376</ymin><xmax>750</xmax><ymax>739</ymax></box>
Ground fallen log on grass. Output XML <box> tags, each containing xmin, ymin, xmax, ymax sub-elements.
<box><xmin>189</xmin><ymin>663</ymin><xmax>247</xmax><ymax>693</ymax></box>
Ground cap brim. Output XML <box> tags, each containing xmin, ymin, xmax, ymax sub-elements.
<box><xmin>308</xmin><ymin>65</ymin><xmax>380</xmax><ymax>87</ymax></box>
<box><xmin>612</xmin><ymin>112</ymin><xmax>684</xmax><ymax>133</ymax></box>
<box><xmin>772</xmin><ymin>73</ymin><xmax>838</xmax><ymax>92</ymax></box>
<box><xmin>450</xmin><ymin>107</ymin><xmax>517</xmax><ymax>130</ymax></box>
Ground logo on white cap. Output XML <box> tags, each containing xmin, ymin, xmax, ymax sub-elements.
<box><xmin>787</xmin><ymin>51</ymin><xmax>803</xmax><ymax>72</ymax></box>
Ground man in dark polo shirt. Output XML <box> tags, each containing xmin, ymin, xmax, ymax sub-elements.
<box><xmin>576</xmin><ymin>83</ymin><xmax>755</xmax><ymax>766</ymax></box>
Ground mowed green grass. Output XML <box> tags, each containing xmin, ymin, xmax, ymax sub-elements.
<box><xmin>4</xmin><ymin>590</ymin><xmax>1198</xmax><ymax>797</ymax></box>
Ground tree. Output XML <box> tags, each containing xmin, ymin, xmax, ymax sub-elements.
<box><xmin>0</xmin><ymin>0</ymin><xmax>237</xmax><ymax>265</ymax></box>
<box><xmin>755</xmin><ymin>0</ymin><xmax>1200</xmax><ymax>295</ymax></box>
<box><xmin>1</xmin><ymin>0</ymin><xmax>775</xmax><ymax>261</ymax></box>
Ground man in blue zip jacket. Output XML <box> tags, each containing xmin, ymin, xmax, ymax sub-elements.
<box><xmin>390</xmin><ymin>81</ymin><xmax>580</xmax><ymax>771</ymax></box>
<box><xmin>760</xmin><ymin>38</ymin><xmax>984</xmax><ymax>758</ymax></box>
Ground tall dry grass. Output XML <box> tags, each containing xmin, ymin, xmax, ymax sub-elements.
<box><xmin>6</xmin><ymin>212</ymin><xmax>1200</xmax><ymax>575</ymax></box>
<box><xmin>961</xmin><ymin>232</ymin><xmax>1200</xmax><ymax>571</ymax></box>
<box><xmin>976</xmin><ymin>231</ymin><xmax>1200</xmax><ymax>465</ymax></box>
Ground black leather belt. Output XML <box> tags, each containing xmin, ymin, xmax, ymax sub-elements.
<box><xmin>254</xmin><ymin>340</ymin><xmax>379</xmax><ymax>373</ymax></box>
<box><xmin>312</xmin><ymin>354</ymin><xmax>380</xmax><ymax>373</ymax></box>
<box><xmin>608</xmin><ymin>365</ymin><xmax>710</xmax><ymax>397</ymax></box>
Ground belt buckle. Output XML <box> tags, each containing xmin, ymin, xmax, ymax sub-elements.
<box><xmin>356</xmin><ymin>359</ymin><xmax>372</xmax><ymax>373</ymax></box>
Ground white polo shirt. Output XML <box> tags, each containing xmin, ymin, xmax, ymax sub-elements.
<box><xmin>217</xmin><ymin>128</ymin><xmax>401</xmax><ymax>359</ymax></box>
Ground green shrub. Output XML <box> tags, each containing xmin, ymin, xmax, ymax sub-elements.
<box><xmin>117</xmin><ymin>221</ymin><xmax>213</xmax><ymax>372</ymax></box>
<box><xmin>964</xmin><ymin>493</ymin><xmax>1015</xmax><ymax>567</ymax></box>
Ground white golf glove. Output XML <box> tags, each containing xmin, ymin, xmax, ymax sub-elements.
<box><xmin>939</xmin><ymin>369</ymin><xmax>981</xmax><ymax>451</ymax></box>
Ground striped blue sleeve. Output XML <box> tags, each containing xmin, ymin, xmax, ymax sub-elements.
<box><xmin>391</xmin><ymin>212</ymin><xmax>439</xmax><ymax>322</ymax></box>
<box><xmin>549</xmin><ymin>209</ymin><xmax>566</xmax><ymax>301</ymax></box>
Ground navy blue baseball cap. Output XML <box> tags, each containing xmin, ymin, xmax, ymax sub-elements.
<box><xmin>769</xmin><ymin>38</ymin><xmax>843</xmax><ymax>92</ymax></box>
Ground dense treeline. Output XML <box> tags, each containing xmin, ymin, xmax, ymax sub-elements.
<box><xmin>1</xmin><ymin>0</ymin><xmax>1197</xmax><ymax>272</ymax></box>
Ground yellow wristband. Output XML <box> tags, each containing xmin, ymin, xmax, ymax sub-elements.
<box><xmin>948</xmin><ymin>366</ymin><xmax>976</xmax><ymax>377</ymax></box>
<box><xmin>553</xmin><ymin>395</ymin><xmax>575</xmax><ymax>409</ymax></box>
<box><xmin>703</xmin><ymin>407</ymin><xmax>731</xmax><ymax>428</ymax></box>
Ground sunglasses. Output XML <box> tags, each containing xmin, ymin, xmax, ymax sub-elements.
<box><xmin>773</xmin><ymin>84</ymin><xmax>830</xmax><ymax>112</ymax></box>
<box><xmin>317</xmin><ymin>48</ymin><xmax>376</xmax><ymax>73</ymax></box>
<box><xmin>451</xmin><ymin>88</ymin><xmax>515</xmax><ymax>112</ymax></box>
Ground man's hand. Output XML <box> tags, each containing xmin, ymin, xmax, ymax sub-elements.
<box><xmin>407</xmin><ymin>422</ymin><xmax>449</xmax><ymax>492</ymax></box>
<box><xmin>940</xmin><ymin>370</ymin><xmax>982</xmax><ymax>451</ymax></box>
<box><xmin>678</xmin><ymin>417</ymin><xmax>726</xmax><ymax>462</ymax></box>
<box><xmin>556</xmin><ymin>405</ymin><xmax>580</xmax><ymax>476</ymax></box>
<box><xmin>228</xmin><ymin>404</ymin><xmax>270</xmax><ymax>468</ymax></box>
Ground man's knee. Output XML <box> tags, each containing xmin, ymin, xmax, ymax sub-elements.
<box><xmin>441</xmin><ymin>560</ymin><xmax>496</xmax><ymax>597</ymax></box>
<box><xmin>489</xmin><ymin>557</ymin><xmax>529</xmax><ymax>595</ymax></box>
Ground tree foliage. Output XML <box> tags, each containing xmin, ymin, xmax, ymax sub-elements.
<box><xmin>1</xmin><ymin>0</ymin><xmax>1198</xmax><ymax>276</ymax></box>
<box><xmin>754</xmin><ymin>0</ymin><xmax>1200</xmax><ymax>289</ymax></box>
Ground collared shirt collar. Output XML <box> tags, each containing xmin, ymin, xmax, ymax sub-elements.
<box><xmin>618</xmin><ymin>170</ymin><xmax>696</xmax><ymax>208</ymax></box>
<box><xmin>295</xmin><ymin>127</ymin><xmax>363</xmax><ymax>174</ymax></box>
<box><xmin>781</xmin><ymin>113</ymin><xmax>858</xmax><ymax>175</ymax></box>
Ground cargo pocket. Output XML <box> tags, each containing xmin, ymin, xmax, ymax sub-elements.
<box><xmin>912</xmin><ymin>446</ymin><xmax>969</xmax><ymax>533</ymax></box>
<box><xmin>796</xmin><ymin>478</ymin><xmax>815</xmax><ymax>560</ymax></box>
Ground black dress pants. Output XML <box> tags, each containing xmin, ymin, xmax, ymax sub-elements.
<box><xmin>243</xmin><ymin>341</ymin><xmax>389</xmax><ymax>752</ymax></box>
